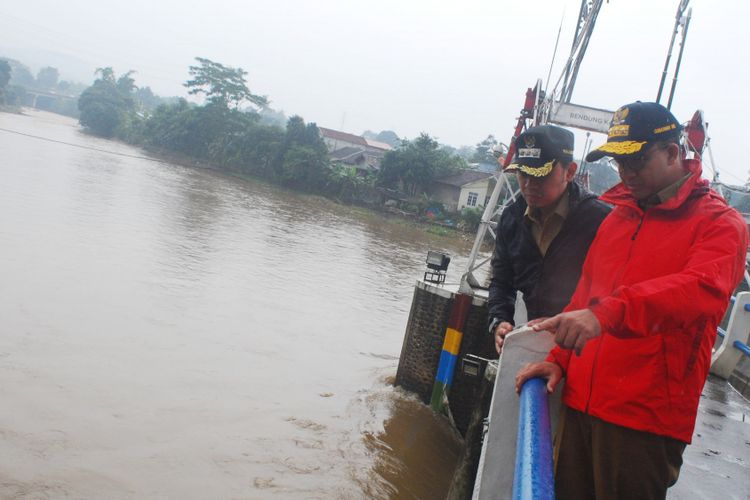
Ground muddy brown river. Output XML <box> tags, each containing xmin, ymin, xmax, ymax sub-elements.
<box><xmin>0</xmin><ymin>110</ymin><xmax>478</xmax><ymax>499</ymax></box>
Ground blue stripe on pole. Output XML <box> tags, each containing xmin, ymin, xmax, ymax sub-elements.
<box><xmin>717</xmin><ymin>327</ymin><xmax>726</xmax><ymax>338</ymax></box>
<box><xmin>435</xmin><ymin>350</ymin><xmax>458</xmax><ymax>385</ymax></box>
<box><xmin>733</xmin><ymin>340</ymin><xmax>750</xmax><ymax>357</ymax></box>
<box><xmin>513</xmin><ymin>378</ymin><xmax>555</xmax><ymax>500</ymax></box>
<box><xmin>744</xmin><ymin>303</ymin><xmax>750</xmax><ymax>313</ymax></box>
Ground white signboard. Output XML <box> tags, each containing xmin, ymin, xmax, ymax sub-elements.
<box><xmin>550</xmin><ymin>102</ymin><xmax>613</xmax><ymax>134</ymax></box>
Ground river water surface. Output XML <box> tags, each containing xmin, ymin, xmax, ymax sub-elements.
<box><xmin>0</xmin><ymin>110</ymin><xmax>478</xmax><ymax>499</ymax></box>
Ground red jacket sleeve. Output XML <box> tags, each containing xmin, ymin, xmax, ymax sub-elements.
<box><xmin>590</xmin><ymin>209</ymin><xmax>748</xmax><ymax>338</ymax></box>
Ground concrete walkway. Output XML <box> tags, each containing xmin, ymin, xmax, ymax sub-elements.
<box><xmin>669</xmin><ymin>375</ymin><xmax>750</xmax><ymax>499</ymax></box>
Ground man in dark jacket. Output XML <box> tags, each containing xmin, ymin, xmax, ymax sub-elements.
<box><xmin>488</xmin><ymin>124</ymin><xmax>610</xmax><ymax>354</ymax></box>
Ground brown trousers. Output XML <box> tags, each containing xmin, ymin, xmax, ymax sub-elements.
<box><xmin>554</xmin><ymin>406</ymin><xmax>687</xmax><ymax>500</ymax></box>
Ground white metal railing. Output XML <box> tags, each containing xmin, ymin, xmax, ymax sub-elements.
<box><xmin>710</xmin><ymin>291</ymin><xmax>750</xmax><ymax>378</ymax></box>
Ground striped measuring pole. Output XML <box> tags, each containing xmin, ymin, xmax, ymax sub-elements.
<box><xmin>430</xmin><ymin>292</ymin><xmax>473</xmax><ymax>412</ymax></box>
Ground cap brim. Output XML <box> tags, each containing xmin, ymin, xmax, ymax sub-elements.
<box><xmin>505</xmin><ymin>161</ymin><xmax>554</xmax><ymax>177</ymax></box>
<box><xmin>585</xmin><ymin>140</ymin><xmax>648</xmax><ymax>162</ymax></box>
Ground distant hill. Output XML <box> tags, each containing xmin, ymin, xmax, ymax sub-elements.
<box><xmin>362</xmin><ymin>129</ymin><xmax>400</xmax><ymax>148</ymax></box>
<box><xmin>0</xmin><ymin>46</ymin><xmax>96</xmax><ymax>85</ymax></box>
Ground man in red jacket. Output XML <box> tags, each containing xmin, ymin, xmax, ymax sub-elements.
<box><xmin>515</xmin><ymin>101</ymin><xmax>749</xmax><ymax>499</ymax></box>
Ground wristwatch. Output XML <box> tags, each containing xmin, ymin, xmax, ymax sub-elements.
<box><xmin>488</xmin><ymin>317</ymin><xmax>503</xmax><ymax>335</ymax></box>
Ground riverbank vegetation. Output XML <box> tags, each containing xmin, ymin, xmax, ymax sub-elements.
<box><xmin>0</xmin><ymin>56</ymin><xmax>174</xmax><ymax>119</ymax></box>
<box><xmin>72</xmin><ymin>57</ymin><xmax>484</xmax><ymax>230</ymax></box>
<box><xmin>1</xmin><ymin>55</ymin><xmax>489</xmax><ymax>232</ymax></box>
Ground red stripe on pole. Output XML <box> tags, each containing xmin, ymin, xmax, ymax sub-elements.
<box><xmin>447</xmin><ymin>293</ymin><xmax>472</xmax><ymax>330</ymax></box>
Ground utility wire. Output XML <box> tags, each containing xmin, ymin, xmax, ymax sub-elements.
<box><xmin>0</xmin><ymin>126</ymin><xmax>169</xmax><ymax>164</ymax></box>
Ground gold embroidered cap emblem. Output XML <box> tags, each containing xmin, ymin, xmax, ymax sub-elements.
<box><xmin>524</xmin><ymin>135</ymin><xmax>536</xmax><ymax>148</ymax></box>
<box><xmin>608</xmin><ymin>124</ymin><xmax>630</xmax><ymax>138</ymax></box>
<box><xmin>596</xmin><ymin>140</ymin><xmax>647</xmax><ymax>156</ymax></box>
<box><xmin>506</xmin><ymin>160</ymin><xmax>554</xmax><ymax>177</ymax></box>
<box><xmin>653</xmin><ymin>123</ymin><xmax>677</xmax><ymax>134</ymax></box>
<box><xmin>612</xmin><ymin>107</ymin><xmax>629</xmax><ymax>125</ymax></box>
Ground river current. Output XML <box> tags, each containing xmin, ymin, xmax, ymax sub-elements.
<box><xmin>0</xmin><ymin>110</ymin><xmax>481</xmax><ymax>499</ymax></box>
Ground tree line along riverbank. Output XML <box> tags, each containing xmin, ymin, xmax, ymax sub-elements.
<box><xmin>3</xmin><ymin>57</ymin><xmax>489</xmax><ymax>233</ymax></box>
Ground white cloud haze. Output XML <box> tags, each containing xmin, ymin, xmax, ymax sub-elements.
<box><xmin>3</xmin><ymin>0</ymin><xmax>748</xmax><ymax>183</ymax></box>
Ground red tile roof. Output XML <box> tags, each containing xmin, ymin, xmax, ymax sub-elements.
<box><xmin>318</xmin><ymin>127</ymin><xmax>367</xmax><ymax>147</ymax></box>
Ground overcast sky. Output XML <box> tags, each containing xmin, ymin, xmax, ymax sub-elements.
<box><xmin>2</xmin><ymin>0</ymin><xmax>748</xmax><ymax>184</ymax></box>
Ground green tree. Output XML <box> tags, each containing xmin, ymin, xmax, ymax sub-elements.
<box><xmin>36</xmin><ymin>66</ymin><xmax>59</xmax><ymax>89</ymax></box>
<box><xmin>134</xmin><ymin>86</ymin><xmax>170</xmax><ymax>111</ymax></box>
<box><xmin>116</xmin><ymin>71</ymin><xmax>137</xmax><ymax>96</ymax></box>
<box><xmin>471</xmin><ymin>134</ymin><xmax>499</xmax><ymax>163</ymax></box>
<box><xmin>220</xmin><ymin>121</ymin><xmax>284</xmax><ymax>176</ymax></box>
<box><xmin>2</xmin><ymin>58</ymin><xmax>34</xmax><ymax>87</ymax></box>
<box><xmin>454</xmin><ymin>145</ymin><xmax>476</xmax><ymax>160</ymax></box>
<box><xmin>95</xmin><ymin>67</ymin><xmax>116</xmax><ymax>84</ymax></box>
<box><xmin>377</xmin><ymin>133</ymin><xmax>466</xmax><ymax>195</ymax></box>
<box><xmin>0</xmin><ymin>60</ymin><xmax>10</xmax><ymax>104</ymax></box>
<box><xmin>274</xmin><ymin>116</ymin><xmax>330</xmax><ymax>189</ymax></box>
<box><xmin>459</xmin><ymin>207</ymin><xmax>483</xmax><ymax>232</ymax></box>
<box><xmin>258</xmin><ymin>106</ymin><xmax>287</xmax><ymax>128</ymax></box>
<box><xmin>375</xmin><ymin>130</ymin><xmax>400</xmax><ymax>148</ymax></box>
<box><xmin>185</xmin><ymin>57</ymin><xmax>267</xmax><ymax>110</ymax></box>
<box><xmin>78</xmin><ymin>67</ymin><xmax>136</xmax><ymax>137</ymax></box>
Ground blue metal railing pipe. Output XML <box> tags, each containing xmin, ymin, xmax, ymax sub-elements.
<box><xmin>513</xmin><ymin>377</ymin><xmax>555</xmax><ymax>500</ymax></box>
<box><xmin>733</xmin><ymin>340</ymin><xmax>750</xmax><ymax>357</ymax></box>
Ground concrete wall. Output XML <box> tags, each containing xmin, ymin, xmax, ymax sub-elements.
<box><xmin>394</xmin><ymin>281</ymin><xmax>495</xmax><ymax>436</ymax></box>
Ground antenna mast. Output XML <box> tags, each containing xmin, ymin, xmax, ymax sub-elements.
<box><xmin>559</xmin><ymin>0</ymin><xmax>604</xmax><ymax>104</ymax></box>
<box><xmin>656</xmin><ymin>0</ymin><xmax>691</xmax><ymax>107</ymax></box>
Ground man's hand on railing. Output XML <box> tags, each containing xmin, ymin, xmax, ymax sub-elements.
<box><xmin>515</xmin><ymin>361</ymin><xmax>563</xmax><ymax>395</ymax></box>
<box><xmin>532</xmin><ymin>309</ymin><xmax>602</xmax><ymax>356</ymax></box>
<box><xmin>493</xmin><ymin>321</ymin><xmax>514</xmax><ymax>354</ymax></box>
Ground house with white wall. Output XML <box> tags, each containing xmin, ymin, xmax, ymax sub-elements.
<box><xmin>429</xmin><ymin>171</ymin><xmax>496</xmax><ymax>212</ymax></box>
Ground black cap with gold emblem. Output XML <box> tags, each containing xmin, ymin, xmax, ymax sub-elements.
<box><xmin>506</xmin><ymin>125</ymin><xmax>575</xmax><ymax>177</ymax></box>
<box><xmin>586</xmin><ymin>101</ymin><xmax>682</xmax><ymax>162</ymax></box>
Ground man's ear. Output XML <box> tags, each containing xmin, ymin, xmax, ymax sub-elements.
<box><xmin>565</xmin><ymin>162</ymin><xmax>578</xmax><ymax>181</ymax></box>
<box><xmin>666</xmin><ymin>142</ymin><xmax>681</xmax><ymax>165</ymax></box>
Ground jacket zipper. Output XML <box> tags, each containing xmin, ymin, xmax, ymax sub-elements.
<box><xmin>586</xmin><ymin>208</ymin><xmax>642</xmax><ymax>413</ymax></box>
<box><xmin>631</xmin><ymin>213</ymin><xmax>645</xmax><ymax>240</ymax></box>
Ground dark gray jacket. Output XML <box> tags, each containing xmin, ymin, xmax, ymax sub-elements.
<box><xmin>487</xmin><ymin>182</ymin><xmax>610</xmax><ymax>329</ymax></box>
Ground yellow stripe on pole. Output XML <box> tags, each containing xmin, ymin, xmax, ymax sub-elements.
<box><xmin>442</xmin><ymin>328</ymin><xmax>463</xmax><ymax>355</ymax></box>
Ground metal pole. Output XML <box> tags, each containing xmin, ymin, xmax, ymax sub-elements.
<box><xmin>561</xmin><ymin>0</ymin><xmax>588</xmax><ymax>101</ymax></box>
<box><xmin>545</xmin><ymin>10</ymin><xmax>565</xmax><ymax>97</ymax></box>
<box><xmin>564</xmin><ymin>0</ymin><xmax>603</xmax><ymax>103</ymax></box>
<box><xmin>657</xmin><ymin>0</ymin><xmax>689</xmax><ymax>103</ymax></box>
<box><xmin>667</xmin><ymin>7</ymin><xmax>692</xmax><ymax>110</ymax></box>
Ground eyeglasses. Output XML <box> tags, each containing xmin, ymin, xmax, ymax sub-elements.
<box><xmin>615</xmin><ymin>144</ymin><xmax>670</xmax><ymax>172</ymax></box>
